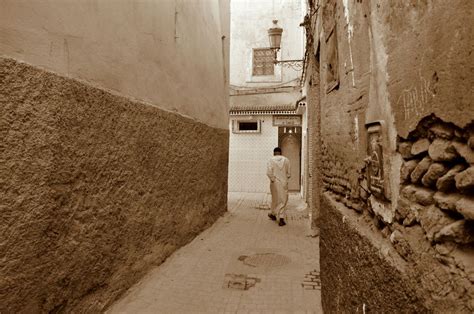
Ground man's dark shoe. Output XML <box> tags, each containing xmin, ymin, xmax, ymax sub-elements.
<box><xmin>279</xmin><ymin>218</ymin><xmax>286</xmax><ymax>226</ymax></box>
<box><xmin>268</xmin><ymin>213</ymin><xmax>276</xmax><ymax>221</ymax></box>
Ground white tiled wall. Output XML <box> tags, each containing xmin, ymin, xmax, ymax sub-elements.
<box><xmin>228</xmin><ymin>115</ymin><xmax>278</xmax><ymax>192</ymax></box>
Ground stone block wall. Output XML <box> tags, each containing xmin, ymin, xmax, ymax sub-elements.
<box><xmin>394</xmin><ymin>117</ymin><xmax>474</xmax><ymax>310</ymax></box>
<box><xmin>398</xmin><ymin>116</ymin><xmax>474</xmax><ymax>234</ymax></box>
<box><xmin>0</xmin><ymin>58</ymin><xmax>229</xmax><ymax>313</ymax></box>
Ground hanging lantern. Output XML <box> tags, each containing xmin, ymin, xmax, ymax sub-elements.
<box><xmin>267</xmin><ymin>20</ymin><xmax>283</xmax><ymax>50</ymax></box>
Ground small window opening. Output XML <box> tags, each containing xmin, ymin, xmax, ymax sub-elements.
<box><xmin>233</xmin><ymin>120</ymin><xmax>261</xmax><ymax>134</ymax></box>
<box><xmin>239</xmin><ymin>122</ymin><xmax>258</xmax><ymax>131</ymax></box>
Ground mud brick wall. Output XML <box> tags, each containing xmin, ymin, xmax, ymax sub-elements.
<box><xmin>320</xmin><ymin>120</ymin><xmax>474</xmax><ymax>311</ymax></box>
<box><xmin>307</xmin><ymin>0</ymin><xmax>474</xmax><ymax>312</ymax></box>
<box><xmin>0</xmin><ymin>58</ymin><xmax>229</xmax><ymax>313</ymax></box>
<box><xmin>320</xmin><ymin>117</ymin><xmax>474</xmax><ymax>312</ymax></box>
<box><xmin>321</xmin><ymin>141</ymin><xmax>367</xmax><ymax>213</ymax></box>
<box><xmin>320</xmin><ymin>194</ymin><xmax>427</xmax><ymax>313</ymax></box>
<box><xmin>304</xmin><ymin>56</ymin><xmax>322</xmax><ymax>227</ymax></box>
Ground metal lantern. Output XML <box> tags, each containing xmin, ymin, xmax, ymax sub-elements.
<box><xmin>265</xmin><ymin>19</ymin><xmax>303</xmax><ymax>71</ymax></box>
<box><xmin>267</xmin><ymin>20</ymin><xmax>283</xmax><ymax>50</ymax></box>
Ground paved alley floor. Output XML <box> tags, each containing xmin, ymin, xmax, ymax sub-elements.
<box><xmin>108</xmin><ymin>192</ymin><xmax>322</xmax><ymax>314</ymax></box>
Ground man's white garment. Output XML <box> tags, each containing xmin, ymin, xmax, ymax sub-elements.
<box><xmin>267</xmin><ymin>155</ymin><xmax>291</xmax><ymax>220</ymax></box>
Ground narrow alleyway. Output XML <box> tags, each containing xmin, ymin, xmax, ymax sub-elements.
<box><xmin>108</xmin><ymin>193</ymin><xmax>322</xmax><ymax>313</ymax></box>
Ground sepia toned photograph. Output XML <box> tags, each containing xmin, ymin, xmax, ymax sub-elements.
<box><xmin>1</xmin><ymin>0</ymin><xmax>473</xmax><ymax>313</ymax></box>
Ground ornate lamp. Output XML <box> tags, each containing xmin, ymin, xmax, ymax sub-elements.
<box><xmin>268</xmin><ymin>20</ymin><xmax>283</xmax><ymax>50</ymax></box>
<box><xmin>267</xmin><ymin>20</ymin><xmax>303</xmax><ymax>70</ymax></box>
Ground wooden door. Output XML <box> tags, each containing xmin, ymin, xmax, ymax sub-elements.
<box><xmin>280</xmin><ymin>130</ymin><xmax>301</xmax><ymax>191</ymax></box>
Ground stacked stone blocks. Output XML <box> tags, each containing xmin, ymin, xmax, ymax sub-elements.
<box><xmin>394</xmin><ymin>117</ymin><xmax>474</xmax><ymax>311</ymax></box>
<box><xmin>320</xmin><ymin>115</ymin><xmax>474</xmax><ymax>311</ymax></box>
<box><xmin>397</xmin><ymin>117</ymin><xmax>474</xmax><ymax>245</ymax></box>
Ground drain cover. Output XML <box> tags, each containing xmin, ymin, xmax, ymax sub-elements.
<box><xmin>223</xmin><ymin>273</ymin><xmax>260</xmax><ymax>290</ymax></box>
<box><xmin>241</xmin><ymin>253</ymin><xmax>291</xmax><ymax>268</ymax></box>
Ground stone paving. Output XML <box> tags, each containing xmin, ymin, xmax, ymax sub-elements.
<box><xmin>108</xmin><ymin>192</ymin><xmax>322</xmax><ymax>313</ymax></box>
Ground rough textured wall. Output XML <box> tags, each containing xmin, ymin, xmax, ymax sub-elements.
<box><xmin>394</xmin><ymin>116</ymin><xmax>474</xmax><ymax>309</ymax></box>
<box><xmin>320</xmin><ymin>194</ymin><xmax>427</xmax><ymax>313</ymax></box>
<box><xmin>305</xmin><ymin>0</ymin><xmax>473</xmax><ymax>312</ymax></box>
<box><xmin>0</xmin><ymin>58</ymin><xmax>229</xmax><ymax>313</ymax></box>
<box><xmin>304</xmin><ymin>56</ymin><xmax>322</xmax><ymax>228</ymax></box>
<box><xmin>386</xmin><ymin>0</ymin><xmax>473</xmax><ymax>138</ymax></box>
<box><xmin>317</xmin><ymin>0</ymin><xmax>372</xmax><ymax>217</ymax></box>
<box><xmin>0</xmin><ymin>0</ymin><xmax>230</xmax><ymax>129</ymax></box>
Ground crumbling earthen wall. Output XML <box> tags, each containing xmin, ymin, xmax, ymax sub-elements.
<box><xmin>305</xmin><ymin>0</ymin><xmax>473</xmax><ymax>312</ymax></box>
<box><xmin>0</xmin><ymin>58</ymin><xmax>229</xmax><ymax>313</ymax></box>
<box><xmin>304</xmin><ymin>55</ymin><xmax>322</xmax><ymax>228</ymax></box>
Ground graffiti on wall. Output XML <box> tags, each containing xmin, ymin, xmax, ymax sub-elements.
<box><xmin>397</xmin><ymin>76</ymin><xmax>435</xmax><ymax>121</ymax></box>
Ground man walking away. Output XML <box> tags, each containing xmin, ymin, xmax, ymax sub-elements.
<box><xmin>267</xmin><ymin>147</ymin><xmax>291</xmax><ymax>226</ymax></box>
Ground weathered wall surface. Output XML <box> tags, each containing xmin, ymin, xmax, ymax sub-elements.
<box><xmin>320</xmin><ymin>194</ymin><xmax>427</xmax><ymax>313</ymax></box>
<box><xmin>0</xmin><ymin>0</ymin><xmax>230</xmax><ymax>129</ymax></box>
<box><xmin>1</xmin><ymin>1</ymin><xmax>229</xmax><ymax>311</ymax></box>
<box><xmin>386</xmin><ymin>1</ymin><xmax>473</xmax><ymax>138</ymax></box>
<box><xmin>302</xmin><ymin>56</ymin><xmax>322</xmax><ymax>228</ymax></box>
<box><xmin>304</xmin><ymin>0</ymin><xmax>473</xmax><ymax>312</ymax></box>
<box><xmin>0</xmin><ymin>57</ymin><xmax>229</xmax><ymax>313</ymax></box>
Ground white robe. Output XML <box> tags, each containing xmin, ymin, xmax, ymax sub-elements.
<box><xmin>267</xmin><ymin>155</ymin><xmax>291</xmax><ymax>219</ymax></box>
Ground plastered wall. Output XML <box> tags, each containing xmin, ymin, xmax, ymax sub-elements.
<box><xmin>0</xmin><ymin>0</ymin><xmax>230</xmax><ymax>129</ymax></box>
<box><xmin>0</xmin><ymin>0</ymin><xmax>230</xmax><ymax>312</ymax></box>
<box><xmin>229</xmin><ymin>0</ymin><xmax>306</xmax><ymax>194</ymax></box>
<box><xmin>230</xmin><ymin>0</ymin><xmax>304</xmax><ymax>87</ymax></box>
<box><xmin>228</xmin><ymin>115</ymin><xmax>278</xmax><ymax>193</ymax></box>
<box><xmin>0</xmin><ymin>57</ymin><xmax>229</xmax><ymax>313</ymax></box>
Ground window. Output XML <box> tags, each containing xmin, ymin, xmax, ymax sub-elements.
<box><xmin>252</xmin><ymin>48</ymin><xmax>275</xmax><ymax>76</ymax></box>
<box><xmin>323</xmin><ymin>0</ymin><xmax>339</xmax><ymax>93</ymax></box>
<box><xmin>239</xmin><ymin>122</ymin><xmax>258</xmax><ymax>131</ymax></box>
<box><xmin>232</xmin><ymin>120</ymin><xmax>261</xmax><ymax>133</ymax></box>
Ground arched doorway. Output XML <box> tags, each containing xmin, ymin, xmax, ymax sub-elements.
<box><xmin>279</xmin><ymin>127</ymin><xmax>301</xmax><ymax>191</ymax></box>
